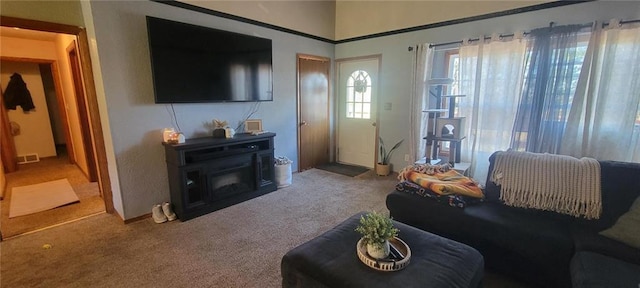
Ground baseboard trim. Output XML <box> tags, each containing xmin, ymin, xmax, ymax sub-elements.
<box><xmin>2</xmin><ymin>211</ymin><xmax>106</xmax><ymax>241</ymax></box>
<box><xmin>123</xmin><ymin>213</ymin><xmax>151</xmax><ymax>224</ymax></box>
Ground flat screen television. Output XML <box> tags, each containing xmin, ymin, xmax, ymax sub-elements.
<box><xmin>146</xmin><ymin>16</ymin><xmax>273</xmax><ymax>103</ymax></box>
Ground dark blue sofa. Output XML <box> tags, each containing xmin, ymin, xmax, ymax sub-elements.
<box><xmin>386</xmin><ymin>153</ymin><xmax>640</xmax><ymax>287</ymax></box>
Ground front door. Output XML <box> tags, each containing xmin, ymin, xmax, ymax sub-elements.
<box><xmin>337</xmin><ymin>57</ymin><xmax>379</xmax><ymax>168</ymax></box>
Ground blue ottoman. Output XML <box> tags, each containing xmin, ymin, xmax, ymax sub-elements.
<box><xmin>281</xmin><ymin>212</ymin><xmax>484</xmax><ymax>288</ymax></box>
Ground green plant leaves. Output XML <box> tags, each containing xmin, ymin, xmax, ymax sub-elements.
<box><xmin>379</xmin><ymin>137</ymin><xmax>404</xmax><ymax>165</ymax></box>
<box><xmin>355</xmin><ymin>211</ymin><xmax>399</xmax><ymax>248</ymax></box>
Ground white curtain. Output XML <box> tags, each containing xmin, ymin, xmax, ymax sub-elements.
<box><xmin>457</xmin><ymin>35</ymin><xmax>527</xmax><ymax>183</ymax></box>
<box><xmin>561</xmin><ymin>21</ymin><xmax>640</xmax><ymax>162</ymax></box>
<box><xmin>409</xmin><ymin>44</ymin><xmax>435</xmax><ymax>163</ymax></box>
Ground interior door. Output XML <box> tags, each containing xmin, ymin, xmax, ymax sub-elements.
<box><xmin>337</xmin><ymin>57</ymin><xmax>379</xmax><ymax>168</ymax></box>
<box><xmin>297</xmin><ymin>55</ymin><xmax>330</xmax><ymax>171</ymax></box>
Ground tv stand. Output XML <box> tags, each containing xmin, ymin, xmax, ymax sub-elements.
<box><xmin>163</xmin><ymin>133</ymin><xmax>277</xmax><ymax>221</ymax></box>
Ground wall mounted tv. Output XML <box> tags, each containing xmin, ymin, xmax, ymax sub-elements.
<box><xmin>146</xmin><ymin>16</ymin><xmax>273</xmax><ymax>103</ymax></box>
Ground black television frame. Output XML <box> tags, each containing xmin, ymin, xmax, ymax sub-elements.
<box><xmin>146</xmin><ymin>16</ymin><xmax>273</xmax><ymax>103</ymax></box>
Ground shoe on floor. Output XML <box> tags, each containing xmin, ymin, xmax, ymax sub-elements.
<box><xmin>152</xmin><ymin>204</ymin><xmax>168</xmax><ymax>223</ymax></box>
<box><xmin>162</xmin><ymin>202</ymin><xmax>177</xmax><ymax>221</ymax></box>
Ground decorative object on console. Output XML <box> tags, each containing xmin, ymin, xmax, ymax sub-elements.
<box><xmin>224</xmin><ymin>127</ymin><xmax>235</xmax><ymax>138</ymax></box>
<box><xmin>162</xmin><ymin>127</ymin><xmax>176</xmax><ymax>142</ymax></box>
<box><xmin>245</xmin><ymin>119</ymin><xmax>263</xmax><ymax>134</ymax></box>
<box><xmin>376</xmin><ymin>137</ymin><xmax>404</xmax><ymax>176</ymax></box>
<box><xmin>355</xmin><ymin>211</ymin><xmax>399</xmax><ymax>259</ymax></box>
<box><xmin>212</xmin><ymin>119</ymin><xmax>228</xmax><ymax>138</ymax></box>
<box><xmin>167</xmin><ymin>131</ymin><xmax>185</xmax><ymax>144</ymax></box>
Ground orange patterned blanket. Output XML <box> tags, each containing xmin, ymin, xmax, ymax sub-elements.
<box><xmin>405</xmin><ymin>170</ymin><xmax>484</xmax><ymax>199</ymax></box>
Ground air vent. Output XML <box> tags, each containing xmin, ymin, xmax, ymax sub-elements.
<box><xmin>17</xmin><ymin>153</ymin><xmax>39</xmax><ymax>164</ymax></box>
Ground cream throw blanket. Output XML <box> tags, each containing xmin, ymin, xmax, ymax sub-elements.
<box><xmin>490</xmin><ymin>151</ymin><xmax>601</xmax><ymax>219</ymax></box>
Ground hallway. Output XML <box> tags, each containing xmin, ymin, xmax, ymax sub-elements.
<box><xmin>0</xmin><ymin>152</ymin><xmax>104</xmax><ymax>239</ymax></box>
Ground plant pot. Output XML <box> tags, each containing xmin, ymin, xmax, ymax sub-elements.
<box><xmin>366</xmin><ymin>240</ymin><xmax>390</xmax><ymax>259</ymax></box>
<box><xmin>376</xmin><ymin>163</ymin><xmax>391</xmax><ymax>176</ymax></box>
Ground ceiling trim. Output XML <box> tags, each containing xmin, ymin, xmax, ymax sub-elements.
<box><xmin>152</xmin><ymin>0</ymin><xmax>594</xmax><ymax>45</ymax></box>
<box><xmin>0</xmin><ymin>16</ymin><xmax>82</xmax><ymax>34</ymax></box>
<box><xmin>151</xmin><ymin>0</ymin><xmax>335</xmax><ymax>44</ymax></box>
<box><xmin>335</xmin><ymin>0</ymin><xmax>595</xmax><ymax>44</ymax></box>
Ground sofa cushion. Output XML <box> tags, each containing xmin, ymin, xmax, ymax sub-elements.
<box><xmin>597</xmin><ymin>161</ymin><xmax>640</xmax><ymax>229</ymax></box>
<box><xmin>461</xmin><ymin>203</ymin><xmax>574</xmax><ymax>270</ymax></box>
<box><xmin>571</xmin><ymin>251</ymin><xmax>640</xmax><ymax>288</ymax></box>
<box><xmin>572</xmin><ymin>228</ymin><xmax>640</xmax><ymax>266</ymax></box>
<box><xmin>599</xmin><ymin>196</ymin><xmax>640</xmax><ymax>249</ymax></box>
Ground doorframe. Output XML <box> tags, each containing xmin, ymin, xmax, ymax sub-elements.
<box><xmin>66</xmin><ymin>41</ymin><xmax>98</xmax><ymax>182</ymax></box>
<box><xmin>0</xmin><ymin>57</ymin><xmax>76</xmax><ymax>166</ymax></box>
<box><xmin>296</xmin><ymin>53</ymin><xmax>332</xmax><ymax>172</ymax></box>
<box><xmin>334</xmin><ymin>54</ymin><xmax>382</xmax><ymax>167</ymax></box>
<box><xmin>0</xmin><ymin>16</ymin><xmax>114</xmax><ymax>213</ymax></box>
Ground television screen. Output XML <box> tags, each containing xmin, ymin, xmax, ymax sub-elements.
<box><xmin>146</xmin><ymin>16</ymin><xmax>273</xmax><ymax>103</ymax></box>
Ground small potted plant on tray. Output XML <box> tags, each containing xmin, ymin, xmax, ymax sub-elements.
<box><xmin>355</xmin><ymin>211</ymin><xmax>399</xmax><ymax>259</ymax></box>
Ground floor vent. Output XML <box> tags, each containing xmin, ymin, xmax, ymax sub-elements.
<box><xmin>17</xmin><ymin>153</ymin><xmax>39</xmax><ymax>164</ymax></box>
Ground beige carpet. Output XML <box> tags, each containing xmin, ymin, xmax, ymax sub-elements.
<box><xmin>0</xmin><ymin>169</ymin><xmax>527</xmax><ymax>287</ymax></box>
<box><xmin>1</xmin><ymin>155</ymin><xmax>105</xmax><ymax>239</ymax></box>
<box><xmin>9</xmin><ymin>179</ymin><xmax>80</xmax><ymax>218</ymax></box>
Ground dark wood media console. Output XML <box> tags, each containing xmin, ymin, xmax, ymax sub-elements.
<box><xmin>163</xmin><ymin>133</ymin><xmax>277</xmax><ymax>221</ymax></box>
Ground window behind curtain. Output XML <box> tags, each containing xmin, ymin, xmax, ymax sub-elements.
<box><xmin>511</xmin><ymin>26</ymin><xmax>591</xmax><ymax>153</ymax></box>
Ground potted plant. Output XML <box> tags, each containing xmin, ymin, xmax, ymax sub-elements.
<box><xmin>355</xmin><ymin>211</ymin><xmax>400</xmax><ymax>259</ymax></box>
<box><xmin>377</xmin><ymin>137</ymin><xmax>404</xmax><ymax>176</ymax></box>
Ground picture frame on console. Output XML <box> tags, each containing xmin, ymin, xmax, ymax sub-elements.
<box><xmin>245</xmin><ymin>119</ymin><xmax>263</xmax><ymax>134</ymax></box>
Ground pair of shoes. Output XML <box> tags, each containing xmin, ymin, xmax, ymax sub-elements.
<box><xmin>152</xmin><ymin>202</ymin><xmax>177</xmax><ymax>223</ymax></box>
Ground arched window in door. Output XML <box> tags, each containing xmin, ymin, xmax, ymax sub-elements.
<box><xmin>346</xmin><ymin>70</ymin><xmax>371</xmax><ymax>119</ymax></box>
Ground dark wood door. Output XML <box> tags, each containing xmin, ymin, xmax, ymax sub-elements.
<box><xmin>297</xmin><ymin>55</ymin><xmax>330</xmax><ymax>171</ymax></box>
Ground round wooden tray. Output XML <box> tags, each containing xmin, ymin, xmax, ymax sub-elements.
<box><xmin>356</xmin><ymin>237</ymin><xmax>411</xmax><ymax>272</ymax></box>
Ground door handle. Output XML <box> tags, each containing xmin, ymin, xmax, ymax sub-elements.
<box><xmin>300</xmin><ymin>121</ymin><xmax>308</xmax><ymax>126</ymax></box>
<box><xmin>372</xmin><ymin>122</ymin><xmax>376</xmax><ymax>127</ymax></box>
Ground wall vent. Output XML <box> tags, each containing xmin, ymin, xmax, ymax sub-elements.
<box><xmin>17</xmin><ymin>153</ymin><xmax>39</xmax><ymax>164</ymax></box>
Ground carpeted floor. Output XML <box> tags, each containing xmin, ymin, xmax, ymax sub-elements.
<box><xmin>0</xmin><ymin>155</ymin><xmax>105</xmax><ymax>239</ymax></box>
<box><xmin>316</xmin><ymin>162</ymin><xmax>371</xmax><ymax>177</ymax></box>
<box><xmin>0</xmin><ymin>168</ymin><xmax>527</xmax><ymax>287</ymax></box>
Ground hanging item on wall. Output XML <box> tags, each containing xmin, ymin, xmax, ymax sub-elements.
<box><xmin>3</xmin><ymin>73</ymin><xmax>36</xmax><ymax>112</ymax></box>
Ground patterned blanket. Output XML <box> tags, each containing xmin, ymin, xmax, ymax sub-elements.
<box><xmin>405</xmin><ymin>170</ymin><xmax>484</xmax><ymax>199</ymax></box>
<box><xmin>397</xmin><ymin>164</ymin><xmax>484</xmax><ymax>200</ymax></box>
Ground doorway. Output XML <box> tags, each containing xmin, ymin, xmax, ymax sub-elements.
<box><xmin>0</xmin><ymin>17</ymin><xmax>112</xmax><ymax>239</ymax></box>
<box><xmin>336</xmin><ymin>56</ymin><xmax>381</xmax><ymax>168</ymax></box>
<box><xmin>297</xmin><ymin>54</ymin><xmax>330</xmax><ymax>171</ymax></box>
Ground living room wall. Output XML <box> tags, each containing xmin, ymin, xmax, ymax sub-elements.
<box><xmin>85</xmin><ymin>1</ymin><xmax>334</xmax><ymax>219</ymax></box>
<box><xmin>335</xmin><ymin>0</ymin><xmax>640</xmax><ymax>177</ymax></box>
